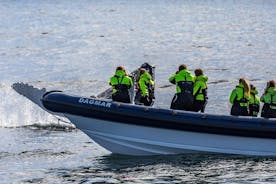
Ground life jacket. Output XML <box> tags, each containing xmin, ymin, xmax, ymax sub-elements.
<box><xmin>249</xmin><ymin>89</ymin><xmax>260</xmax><ymax>116</ymax></box>
<box><xmin>261</xmin><ymin>88</ymin><xmax>276</xmax><ymax>110</ymax></box>
<box><xmin>193</xmin><ymin>75</ymin><xmax>208</xmax><ymax>101</ymax></box>
<box><xmin>138</xmin><ymin>72</ymin><xmax>154</xmax><ymax>97</ymax></box>
<box><xmin>230</xmin><ymin>84</ymin><xmax>249</xmax><ymax>116</ymax></box>
<box><xmin>233</xmin><ymin>86</ymin><xmax>249</xmax><ymax>107</ymax></box>
<box><xmin>169</xmin><ymin>69</ymin><xmax>195</xmax><ymax>110</ymax></box>
<box><xmin>269</xmin><ymin>92</ymin><xmax>276</xmax><ymax>110</ymax></box>
<box><xmin>110</xmin><ymin>70</ymin><xmax>132</xmax><ymax>94</ymax></box>
<box><xmin>136</xmin><ymin>71</ymin><xmax>155</xmax><ymax>106</ymax></box>
<box><xmin>194</xmin><ymin>87</ymin><xmax>208</xmax><ymax>101</ymax></box>
<box><xmin>109</xmin><ymin>70</ymin><xmax>133</xmax><ymax>103</ymax></box>
<box><xmin>112</xmin><ymin>77</ymin><xmax>130</xmax><ymax>96</ymax></box>
<box><xmin>249</xmin><ymin>89</ymin><xmax>260</xmax><ymax>105</ymax></box>
<box><xmin>169</xmin><ymin>69</ymin><xmax>194</xmax><ymax>93</ymax></box>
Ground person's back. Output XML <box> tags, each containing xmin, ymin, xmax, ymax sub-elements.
<box><xmin>109</xmin><ymin>66</ymin><xmax>133</xmax><ymax>103</ymax></box>
<box><xmin>229</xmin><ymin>78</ymin><xmax>250</xmax><ymax>116</ymax></box>
<box><xmin>261</xmin><ymin>80</ymin><xmax>276</xmax><ymax>118</ymax></box>
<box><xmin>192</xmin><ymin>69</ymin><xmax>208</xmax><ymax>112</ymax></box>
<box><xmin>249</xmin><ymin>84</ymin><xmax>260</xmax><ymax>117</ymax></box>
<box><xmin>169</xmin><ymin>64</ymin><xmax>195</xmax><ymax>110</ymax></box>
<box><xmin>137</xmin><ymin>68</ymin><xmax>155</xmax><ymax>106</ymax></box>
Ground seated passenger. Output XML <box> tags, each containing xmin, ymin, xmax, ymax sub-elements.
<box><xmin>169</xmin><ymin>64</ymin><xmax>195</xmax><ymax>111</ymax></box>
<box><xmin>137</xmin><ymin>68</ymin><xmax>155</xmax><ymax>106</ymax></box>
<box><xmin>249</xmin><ymin>84</ymin><xmax>260</xmax><ymax>117</ymax></box>
<box><xmin>192</xmin><ymin>69</ymin><xmax>208</xmax><ymax>112</ymax></box>
<box><xmin>109</xmin><ymin>66</ymin><xmax>133</xmax><ymax>103</ymax></box>
<box><xmin>229</xmin><ymin>78</ymin><xmax>250</xmax><ymax>116</ymax></box>
<box><xmin>260</xmin><ymin>80</ymin><xmax>276</xmax><ymax>118</ymax></box>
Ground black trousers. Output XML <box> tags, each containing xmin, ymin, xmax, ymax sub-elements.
<box><xmin>170</xmin><ymin>93</ymin><xmax>193</xmax><ymax>111</ymax></box>
<box><xmin>261</xmin><ymin>104</ymin><xmax>276</xmax><ymax>118</ymax></box>
<box><xmin>112</xmin><ymin>92</ymin><xmax>130</xmax><ymax>103</ymax></box>
<box><xmin>249</xmin><ymin>104</ymin><xmax>260</xmax><ymax>117</ymax></box>
<box><xmin>140</xmin><ymin>96</ymin><xmax>153</xmax><ymax>106</ymax></box>
<box><xmin>192</xmin><ymin>100</ymin><xmax>207</xmax><ymax>113</ymax></box>
<box><xmin>230</xmin><ymin>103</ymin><xmax>249</xmax><ymax>116</ymax></box>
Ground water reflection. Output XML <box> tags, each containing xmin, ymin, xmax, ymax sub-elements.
<box><xmin>52</xmin><ymin>153</ymin><xmax>276</xmax><ymax>183</ymax></box>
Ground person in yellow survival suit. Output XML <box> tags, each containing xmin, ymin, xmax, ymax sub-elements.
<box><xmin>192</xmin><ymin>68</ymin><xmax>208</xmax><ymax>112</ymax></box>
<box><xmin>109</xmin><ymin>66</ymin><xmax>133</xmax><ymax>103</ymax></box>
<box><xmin>260</xmin><ymin>80</ymin><xmax>276</xmax><ymax>118</ymax></box>
<box><xmin>249</xmin><ymin>84</ymin><xmax>260</xmax><ymax>117</ymax></box>
<box><xmin>169</xmin><ymin>64</ymin><xmax>195</xmax><ymax>111</ymax></box>
<box><xmin>229</xmin><ymin>78</ymin><xmax>250</xmax><ymax>116</ymax></box>
<box><xmin>138</xmin><ymin>68</ymin><xmax>154</xmax><ymax>106</ymax></box>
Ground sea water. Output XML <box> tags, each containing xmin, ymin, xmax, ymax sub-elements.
<box><xmin>0</xmin><ymin>0</ymin><xmax>276</xmax><ymax>183</ymax></box>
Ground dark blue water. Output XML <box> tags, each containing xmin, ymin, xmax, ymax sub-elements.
<box><xmin>0</xmin><ymin>0</ymin><xmax>276</xmax><ymax>183</ymax></box>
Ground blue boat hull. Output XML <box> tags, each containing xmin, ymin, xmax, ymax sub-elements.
<box><xmin>41</xmin><ymin>91</ymin><xmax>276</xmax><ymax>156</ymax></box>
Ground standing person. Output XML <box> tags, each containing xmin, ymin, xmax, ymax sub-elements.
<box><xmin>260</xmin><ymin>80</ymin><xmax>276</xmax><ymax>118</ymax></box>
<box><xmin>249</xmin><ymin>84</ymin><xmax>260</xmax><ymax>117</ymax></box>
<box><xmin>169</xmin><ymin>64</ymin><xmax>195</xmax><ymax>111</ymax></box>
<box><xmin>229</xmin><ymin>78</ymin><xmax>250</xmax><ymax>116</ymax></box>
<box><xmin>109</xmin><ymin>66</ymin><xmax>133</xmax><ymax>103</ymax></box>
<box><xmin>192</xmin><ymin>69</ymin><xmax>208</xmax><ymax>112</ymax></box>
<box><xmin>137</xmin><ymin>68</ymin><xmax>155</xmax><ymax>106</ymax></box>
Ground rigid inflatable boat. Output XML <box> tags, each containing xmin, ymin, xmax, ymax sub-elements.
<box><xmin>41</xmin><ymin>91</ymin><xmax>276</xmax><ymax>156</ymax></box>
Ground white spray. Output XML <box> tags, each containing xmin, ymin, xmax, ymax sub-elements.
<box><xmin>0</xmin><ymin>83</ymin><xmax>64</xmax><ymax>128</ymax></box>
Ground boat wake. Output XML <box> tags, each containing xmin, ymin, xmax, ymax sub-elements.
<box><xmin>23</xmin><ymin>122</ymin><xmax>75</xmax><ymax>131</ymax></box>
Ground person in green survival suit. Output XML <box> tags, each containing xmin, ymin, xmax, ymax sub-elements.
<box><xmin>260</xmin><ymin>80</ymin><xmax>276</xmax><ymax>118</ymax></box>
<box><xmin>137</xmin><ymin>68</ymin><xmax>155</xmax><ymax>106</ymax></box>
<box><xmin>229</xmin><ymin>78</ymin><xmax>250</xmax><ymax>116</ymax></box>
<box><xmin>109</xmin><ymin>66</ymin><xmax>133</xmax><ymax>103</ymax></box>
<box><xmin>169</xmin><ymin>64</ymin><xmax>195</xmax><ymax>111</ymax></box>
<box><xmin>249</xmin><ymin>84</ymin><xmax>260</xmax><ymax>117</ymax></box>
<box><xmin>192</xmin><ymin>68</ymin><xmax>208</xmax><ymax>112</ymax></box>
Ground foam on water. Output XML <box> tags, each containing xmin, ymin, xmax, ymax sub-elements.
<box><xmin>0</xmin><ymin>83</ymin><xmax>60</xmax><ymax>128</ymax></box>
